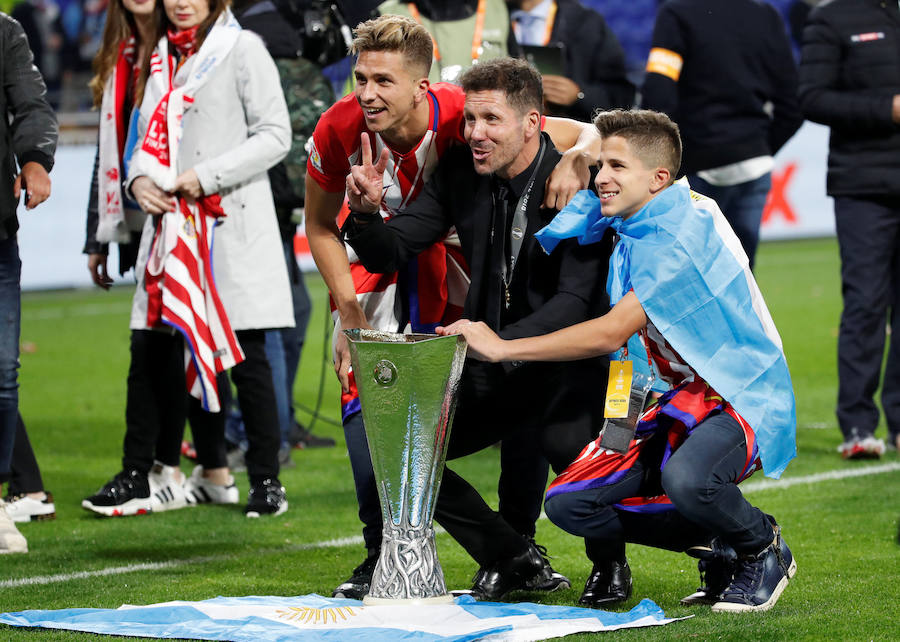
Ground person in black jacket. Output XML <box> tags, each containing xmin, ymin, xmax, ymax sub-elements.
<box><xmin>641</xmin><ymin>0</ymin><xmax>803</xmax><ymax>269</ymax></box>
<box><xmin>0</xmin><ymin>11</ymin><xmax>57</xmax><ymax>554</ymax></box>
<box><xmin>343</xmin><ymin>57</ymin><xmax>610</xmax><ymax>601</ymax></box>
<box><xmin>799</xmin><ymin>0</ymin><xmax>900</xmax><ymax>459</ymax></box>
<box><xmin>507</xmin><ymin>0</ymin><xmax>634</xmax><ymax>121</ymax></box>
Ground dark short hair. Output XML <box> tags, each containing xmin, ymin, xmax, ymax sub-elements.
<box><xmin>593</xmin><ymin>109</ymin><xmax>682</xmax><ymax>178</ymax></box>
<box><xmin>459</xmin><ymin>57</ymin><xmax>542</xmax><ymax>115</ymax></box>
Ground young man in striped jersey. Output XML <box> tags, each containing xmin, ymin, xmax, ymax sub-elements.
<box><xmin>305</xmin><ymin>14</ymin><xmax>600</xmax><ymax>599</ymax></box>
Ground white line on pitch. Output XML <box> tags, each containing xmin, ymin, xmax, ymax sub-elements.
<box><xmin>3</xmin><ymin>462</ymin><xmax>899</xmax><ymax>590</ymax></box>
<box><xmin>741</xmin><ymin>461</ymin><xmax>900</xmax><ymax>493</ymax></box>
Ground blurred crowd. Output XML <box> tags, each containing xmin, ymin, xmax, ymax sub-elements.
<box><xmin>2</xmin><ymin>0</ymin><xmax>820</xmax><ymax>113</ymax></box>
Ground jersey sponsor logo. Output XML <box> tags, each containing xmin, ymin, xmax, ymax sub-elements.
<box><xmin>309</xmin><ymin>140</ymin><xmax>323</xmax><ymax>174</ymax></box>
<box><xmin>646</xmin><ymin>47</ymin><xmax>683</xmax><ymax>82</ymax></box>
<box><xmin>850</xmin><ymin>32</ymin><xmax>885</xmax><ymax>43</ymax></box>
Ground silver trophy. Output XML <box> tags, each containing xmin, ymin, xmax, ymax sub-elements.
<box><xmin>344</xmin><ymin>329</ymin><xmax>467</xmax><ymax>605</ymax></box>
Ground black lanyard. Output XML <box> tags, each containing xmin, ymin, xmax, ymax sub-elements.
<box><xmin>493</xmin><ymin>137</ymin><xmax>546</xmax><ymax>309</ymax></box>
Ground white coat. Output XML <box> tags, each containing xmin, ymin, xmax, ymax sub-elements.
<box><xmin>129</xmin><ymin>30</ymin><xmax>294</xmax><ymax>331</ymax></box>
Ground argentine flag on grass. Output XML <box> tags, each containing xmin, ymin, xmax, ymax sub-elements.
<box><xmin>0</xmin><ymin>594</ymin><xmax>684</xmax><ymax>640</ymax></box>
<box><xmin>535</xmin><ymin>183</ymin><xmax>797</xmax><ymax>478</ymax></box>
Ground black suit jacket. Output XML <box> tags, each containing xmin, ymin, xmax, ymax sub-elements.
<box><xmin>343</xmin><ymin>133</ymin><xmax>608</xmax><ymax>344</ymax></box>
<box><xmin>545</xmin><ymin>0</ymin><xmax>634</xmax><ymax>121</ymax></box>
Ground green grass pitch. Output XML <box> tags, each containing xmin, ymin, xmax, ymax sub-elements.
<box><xmin>2</xmin><ymin>237</ymin><xmax>899</xmax><ymax>640</ymax></box>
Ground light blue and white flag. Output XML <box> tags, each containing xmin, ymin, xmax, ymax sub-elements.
<box><xmin>535</xmin><ymin>184</ymin><xmax>797</xmax><ymax>478</ymax></box>
<box><xmin>0</xmin><ymin>594</ymin><xmax>684</xmax><ymax>641</ymax></box>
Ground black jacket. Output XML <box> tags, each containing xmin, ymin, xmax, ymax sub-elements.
<box><xmin>343</xmin><ymin>134</ymin><xmax>608</xmax><ymax>342</ymax></box>
<box><xmin>544</xmin><ymin>0</ymin><xmax>634</xmax><ymax>121</ymax></box>
<box><xmin>798</xmin><ymin>0</ymin><xmax>900</xmax><ymax>198</ymax></box>
<box><xmin>641</xmin><ymin>0</ymin><xmax>802</xmax><ymax>176</ymax></box>
<box><xmin>0</xmin><ymin>12</ymin><xmax>57</xmax><ymax>240</ymax></box>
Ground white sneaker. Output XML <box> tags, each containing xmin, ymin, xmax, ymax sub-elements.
<box><xmin>184</xmin><ymin>465</ymin><xmax>239</xmax><ymax>505</ymax></box>
<box><xmin>3</xmin><ymin>492</ymin><xmax>56</xmax><ymax>522</ymax></box>
<box><xmin>838</xmin><ymin>435</ymin><xmax>885</xmax><ymax>459</ymax></box>
<box><xmin>0</xmin><ymin>500</ymin><xmax>27</xmax><ymax>554</ymax></box>
<box><xmin>148</xmin><ymin>462</ymin><xmax>188</xmax><ymax>512</ymax></box>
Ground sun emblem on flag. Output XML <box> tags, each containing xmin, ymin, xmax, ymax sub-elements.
<box><xmin>275</xmin><ymin>606</ymin><xmax>358</xmax><ymax>623</ymax></box>
<box><xmin>183</xmin><ymin>215</ymin><xmax>197</xmax><ymax>238</ymax></box>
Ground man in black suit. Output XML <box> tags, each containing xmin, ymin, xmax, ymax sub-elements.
<box><xmin>342</xmin><ymin>57</ymin><xmax>609</xmax><ymax>601</ymax></box>
<box><xmin>507</xmin><ymin>0</ymin><xmax>634</xmax><ymax>121</ymax></box>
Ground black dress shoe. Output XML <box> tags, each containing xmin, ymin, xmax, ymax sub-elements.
<box><xmin>471</xmin><ymin>543</ymin><xmax>549</xmax><ymax>601</ymax></box>
<box><xmin>578</xmin><ymin>560</ymin><xmax>632</xmax><ymax>608</ymax></box>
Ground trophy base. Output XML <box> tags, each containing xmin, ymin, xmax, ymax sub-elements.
<box><xmin>363</xmin><ymin>593</ymin><xmax>455</xmax><ymax>606</ymax></box>
<box><xmin>366</xmin><ymin>525</ymin><xmax>450</xmax><ymax>603</ymax></box>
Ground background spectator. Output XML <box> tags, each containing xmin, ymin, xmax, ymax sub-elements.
<box><xmin>507</xmin><ymin>0</ymin><xmax>634</xmax><ymax>121</ymax></box>
<box><xmin>378</xmin><ymin>0</ymin><xmax>518</xmax><ymax>84</ymax></box>
<box><xmin>798</xmin><ymin>0</ymin><xmax>900</xmax><ymax>458</ymax></box>
<box><xmin>641</xmin><ymin>0</ymin><xmax>803</xmax><ymax>269</ymax></box>
<box><xmin>0</xmin><ymin>9</ymin><xmax>58</xmax><ymax>554</ymax></box>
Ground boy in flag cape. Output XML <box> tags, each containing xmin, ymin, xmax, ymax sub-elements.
<box><xmin>439</xmin><ymin>109</ymin><xmax>797</xmax><ymax>613</ymax></box>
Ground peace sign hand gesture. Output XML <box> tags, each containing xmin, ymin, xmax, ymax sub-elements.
<box><xmin>346</xmin><ymin>132</ymin><xmax>391</xmax><ymax>213</ymax></box>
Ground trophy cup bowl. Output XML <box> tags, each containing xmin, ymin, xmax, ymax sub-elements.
<box><xmin>344</xmin><ymin>329</ymin><xmax>467</xmax><ymax>605</ymax></box>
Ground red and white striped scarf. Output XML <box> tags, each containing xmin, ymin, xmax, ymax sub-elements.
<box><xmin>97</xmin><ymin>37</ymin><xmax>145</xmax><ymax>242</ymax></box>
<box><xmin>145</xmin><ymin>196</ymin><xmax>244</xmax><ymax>412</ymax></box>
<box><xmin>133</xmin><ymin>11</ymin><xmax>244</xmax><ymax>411</ymax></box>
<box><xmin>131</xmin><ymin>11</ymin><xmax>241</xmax><ymax>192</ymax></box>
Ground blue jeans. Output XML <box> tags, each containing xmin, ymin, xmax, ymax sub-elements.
<box><xmin>0</xmin><ymin>236</ymin><xmax>21</xmax><ymax>481</ymax></box>
<box><xmin>688</xmin><ymin>173</ymin><xmax>772</xmax><ymax>270</ymax></box>
<box><xmin>545</xmin><ymin>412</ymin><xmax>774</xmax><ymax>560</ymax></box>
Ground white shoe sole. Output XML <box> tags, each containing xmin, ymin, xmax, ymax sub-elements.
<box><xmin>711</xmin><ymin>574</ymin><xmax>788</xmax><ymax>612</ymax></box>
<box><xmin>683</xmin><ymin>548</ymin><xmax>798</xmax><ymax>608</ymax></box>
<box><xmin>184</xmin><ymin>483</ymin><xmax>240</xmax><ymax>505</ymax></box>
<box><xmin>81</xmin><ymin>497</ymin><xmax>152</xmax><ymax>517</ymax></box>
<box><xmin>246</xmin><ymin>500</ymin><xmax>288</xmax><ymax>519</ymax></box>
<box><xmin>150</xmin><ymin>487</ymin><xmax>188</xmax><ymax>513</ymax></box>
<box><xmin>8</xmin><ymin>506</ymin><xmax>56</xmax><ymax>523</ymax></box>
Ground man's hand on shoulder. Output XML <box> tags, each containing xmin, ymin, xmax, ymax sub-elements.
<box><xmin>14</xmin><ymin>162</ymin><xmax>51</xmax><ymax>210</ymax></box>
<box><xmin>346</xmin><ymin>132</ymin><xmax>389</xmax><ymax>213</ymax></box>
<box><xmin>544</xmin><ymin>147</ymin><xmax>592</xmax><ymax>210</ymax></box>
<box><xmin>892</xmin><ymin>95</ymin><xmax>900</xmax><ymax>124</ymax></box>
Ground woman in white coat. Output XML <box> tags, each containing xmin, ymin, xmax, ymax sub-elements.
<box><xmin>128</xmin><ymin>0</ymin><xmax>293</xmax><ymax>517</ymax></box>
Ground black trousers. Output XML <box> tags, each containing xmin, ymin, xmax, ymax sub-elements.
<box><xmin>434</xmin><ymin>358</ymin><xmax>605</xmax><ymax>567</ymax></box>
<box><xmin>834</xmin><ymin>195</ymin><xmax>900</xmax><ymax>443</ymax></box>
<box><xmin>122</xmin><ymin>329</ymin><xmax>188</xmax><ymax>474</ymax></box>
<box><xmin>122</xmin><ymin>328</ymin><xmax>279</xmax><ymax>482</ymax></box>
<box><xmin>190</xmin><ymin>329</ymin><xmax>281</xmax><ymax>482</ymax></box>
<box><xmin>6</xmin><ymin>413</ymin><xmax>44</xmax><ymax>494</ymax></box>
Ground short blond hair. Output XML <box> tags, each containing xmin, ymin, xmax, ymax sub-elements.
<box><xmin>350</xmin><ymin>14</ymin><xmax>433</xmax><ymax>77</ymax></box>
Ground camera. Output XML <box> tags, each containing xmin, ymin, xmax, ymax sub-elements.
<box><xmin>275</xmin><ymin>0</ymin><xmax>377</xmax><ymax>67</ymax></box>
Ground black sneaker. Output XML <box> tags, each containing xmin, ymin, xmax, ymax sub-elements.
<box><xmin>289</xmin><ymin>421</ymin><xmax>336</xmax><ymax>449</ymax></box>
<box><xmin>682</xmin><ymin>539</ymin><xmax>738</xmax><ymax>605</ymax></box>
<box><xmin>82</xmin><ymin>470</ymin><xmax>152</xmax><ymax>517</ymax></box>
<box><xmin>244</xmin><ymin>478</ymin><xmax>288</xmax><ymax>518</ymax></box>
<box><xmin>712</xmin><ymin>525</ymin><xmax>795</xmax><ymax>613</ymax></box>
<box><xmin>333</xmin><ymin>550</ymin><xmax>380</xmax><ymax>600</ymax></box>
